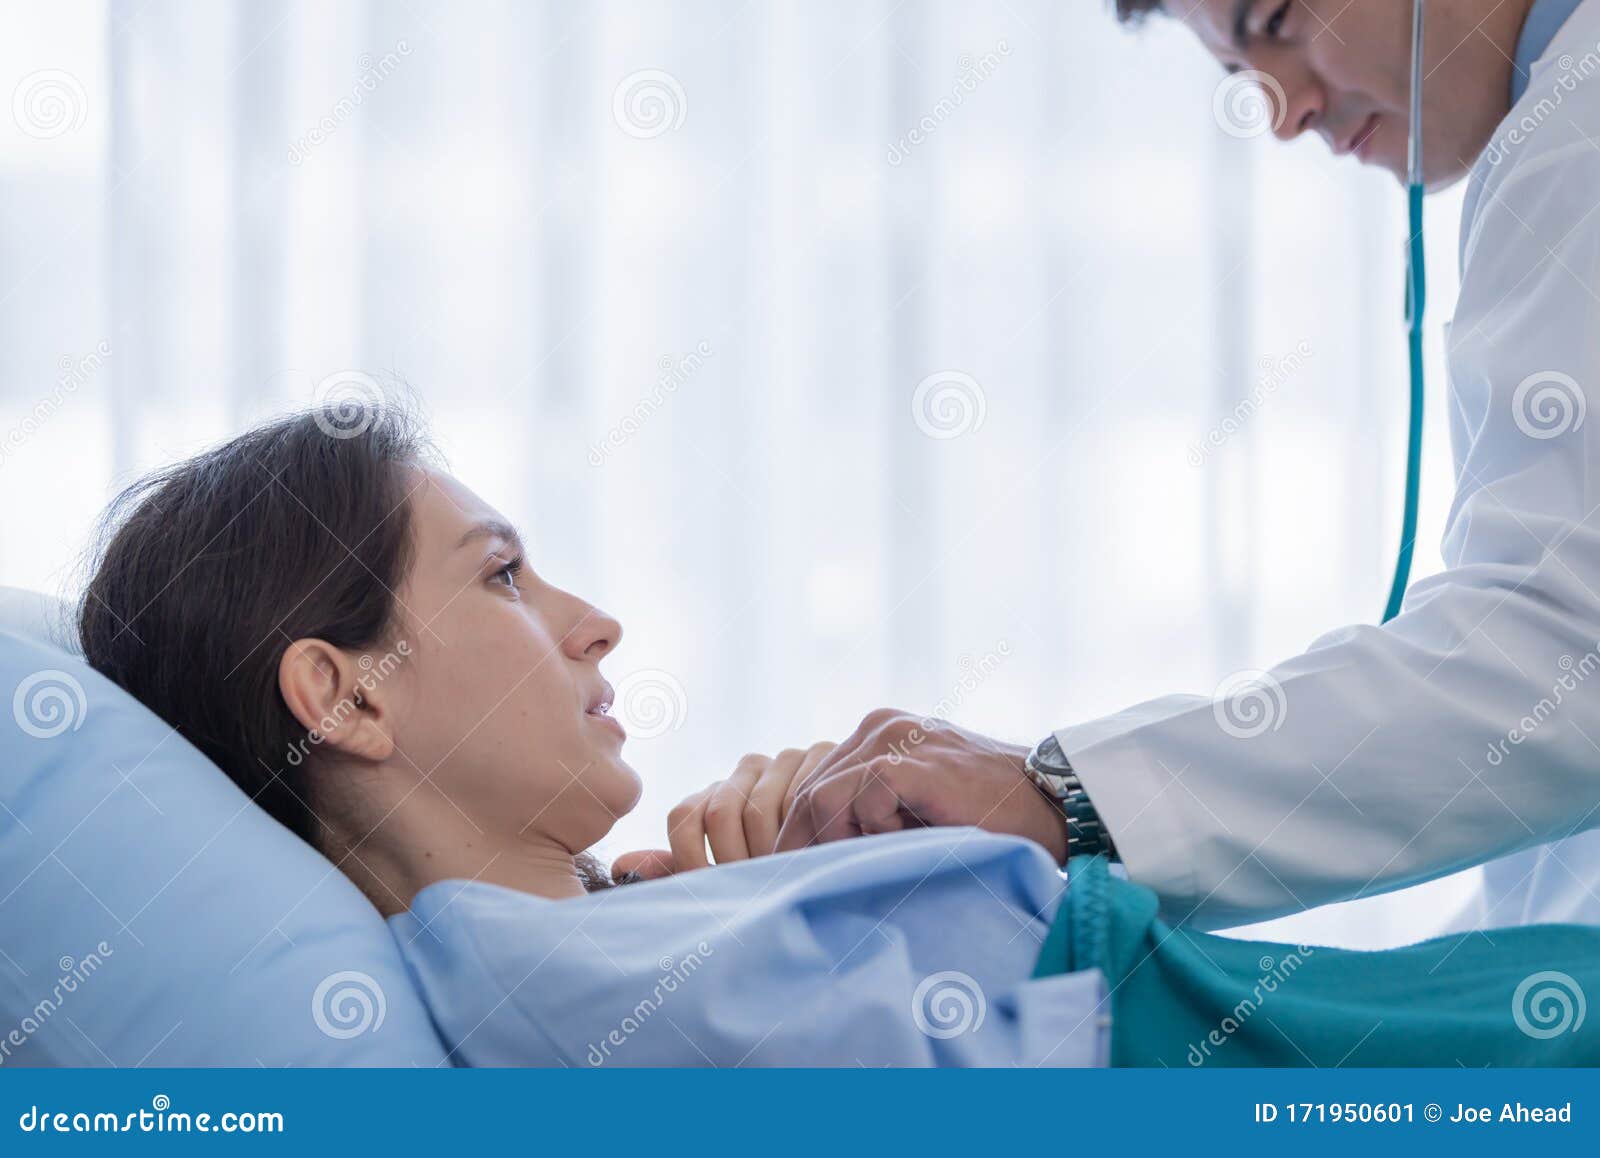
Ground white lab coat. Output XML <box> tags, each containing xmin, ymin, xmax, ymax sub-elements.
<box><xmin>1063</xmin><ymin>1</ymin><xmax>1600</xmax><ymax>932</ymax></box>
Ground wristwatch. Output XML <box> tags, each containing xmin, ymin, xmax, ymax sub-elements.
<box><xmin>1023</xmin><ymin>734</ymin><xmax>1119</xmax><ymax>862</ymax></box>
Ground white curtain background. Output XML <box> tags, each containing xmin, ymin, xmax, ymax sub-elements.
<box><xmin>2</xmin><ymin>0</ymin><xmax>1475</xmax><ymax>945</ymax></box>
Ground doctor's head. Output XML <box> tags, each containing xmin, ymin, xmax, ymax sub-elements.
<box><xmin>79</xmin><ymin>405</ymin><xmax>641</xmax><ymax>909</ymax></box>
<box><xmin>1114</xmin><ymin>0</ymin><xmax>1533</xmax><ymax>187</ymax></box>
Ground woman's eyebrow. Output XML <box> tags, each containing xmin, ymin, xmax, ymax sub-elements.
<box><xmin>455</xmin><ymin>518</ymin><xmax>524</xmax><ymax>554</ymax></box>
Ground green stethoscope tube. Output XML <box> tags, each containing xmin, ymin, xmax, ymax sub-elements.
<box><xmin>1384</xmin><ymin>0</ymin><xmax>1426</xmax><ymax>624</ymax></box>
<box><xmin>1384</xmin><ymin>183</ymin><xmax>1425</xmax><ymax>624</ymax></box>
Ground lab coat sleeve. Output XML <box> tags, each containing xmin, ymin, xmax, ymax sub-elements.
<box><xmin>1060</xmin><ymin>133</ymin><xmax>1600</xmax><ymax>931</ymax></box>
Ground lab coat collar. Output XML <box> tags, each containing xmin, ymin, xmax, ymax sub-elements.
<box><xmin>1511</xmin><ymin>0</ymin><xmax>1586</xmax><ymax>104</ymax></box>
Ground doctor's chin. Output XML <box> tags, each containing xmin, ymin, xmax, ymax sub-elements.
<box><xmin>4</xmin><ymin>0</ymin><xmax>1600</xmax><ymax>1151</ymax></box>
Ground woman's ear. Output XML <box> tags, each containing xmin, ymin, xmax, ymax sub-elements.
<box><xmin>277</xmin><ymin>639</ymin><xmax>397</xmax><ymax>762</ymax></box>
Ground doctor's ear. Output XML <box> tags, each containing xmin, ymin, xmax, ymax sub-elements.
<box><xmin>277</xmin><ymin>639</ymin><xmax>398</xmax><ymax>763</ymax></box>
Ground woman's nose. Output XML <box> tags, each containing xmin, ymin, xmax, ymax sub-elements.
<box><xmin>565</xmin><ymin>603</ymin><xmax>622</xmax><ymax>661</ymax></box>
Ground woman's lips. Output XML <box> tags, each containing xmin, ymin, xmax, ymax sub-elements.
<box><xmin>585</xmin><ymin>687</ymin><xmax>625</xmax><ymax>738</ymax></box>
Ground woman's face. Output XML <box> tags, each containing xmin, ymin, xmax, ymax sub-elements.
<box><xmin>379</xmin><ymin>468</ymin><xmax>641</xmax><ymax>852</ymax></box>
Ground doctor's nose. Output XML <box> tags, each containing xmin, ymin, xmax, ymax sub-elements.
<box><xmin>1271</xmin><ymin>83</ymin><xmax>1322</xmax><ymax>143</ymax></box>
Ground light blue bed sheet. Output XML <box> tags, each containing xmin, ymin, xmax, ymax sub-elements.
<box><xmin>389</xmin><ymin>827</ymin><xmax>1109</xmax><ymax>1067</ymax></box>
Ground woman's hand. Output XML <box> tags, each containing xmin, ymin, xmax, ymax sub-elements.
<box><xmin>774</xmin><ymin>710</ymin><xmax>1068</xmax><ymax>863</ymax></box>
<box><xmin>610</xmin><ymin>743</ymin><xmax>835</xmax><ymax>881</ymax></box>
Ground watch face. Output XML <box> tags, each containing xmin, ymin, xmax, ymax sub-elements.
<box><xmin>1031</xmin><ymin>734</ymin><xmax>1072</xmax><ymax>775</ymax></box>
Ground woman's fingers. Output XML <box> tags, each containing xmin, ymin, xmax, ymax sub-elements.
<box><xmin>666</xmin><ymin>787</ymin><xmax>713</xmax><ymax>871</ymax></box>
<box><xmin>745</xmin><ymin>744</ymin><xmax>832</xmax><ymax>855</ymax></box>
<box><xmin>610</xmin><ymin>849</ymin><xmax>676</xmax><ymax>882</ymax></box>
<box><xmin>704</xmin><ymin>756</ymin><xmax>765</xmax><ymax>864</ymax></box>
<box><xmin>669</xmin><ymin>742</ymin><xmax>842</xmax><ymax>866</ymax></box>
<box><xmin>743</xmin><ymin>749</ymin><xmax>797</xmax><ymax>857</ymax></box>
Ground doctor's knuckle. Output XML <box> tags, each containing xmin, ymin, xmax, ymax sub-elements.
<box><xmin>860</xmin><ymin>706</ymin><xmax>906</xmax><ymax>731</ymax></box>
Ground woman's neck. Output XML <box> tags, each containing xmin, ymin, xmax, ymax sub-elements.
<box><xmin>323</xmin><ymin>788</ymin><xmax>592</xmax><ymax>916</ymax></box>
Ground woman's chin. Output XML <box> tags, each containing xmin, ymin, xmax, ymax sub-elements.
<box><xmin>601</xmin><ymin>759</ymin><xmax>645</xmax><ymax>818</ymax></box>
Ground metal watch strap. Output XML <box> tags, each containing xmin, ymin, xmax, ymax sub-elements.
<box><xmin>1024</xmin><ymin>734</ymin><xmax>1119</xmax><ymax>862</ymax></box>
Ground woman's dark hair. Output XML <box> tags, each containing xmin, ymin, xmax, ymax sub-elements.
<box><xmin>79</xmin><ymin>405</ymin><xmax>425</xmax><ymax>846</ymax></box>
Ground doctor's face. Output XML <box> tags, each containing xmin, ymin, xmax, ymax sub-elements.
<box><xmin>1183</xmin><ymin>0</ymin><xmax>1526</xmax><ymax>187</ymax></box>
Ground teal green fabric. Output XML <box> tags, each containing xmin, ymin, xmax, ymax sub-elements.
<box><xmin>1034</xmin><ymin>857</ymin><xmax>1599</xmax><ymax>1067</ymax></box>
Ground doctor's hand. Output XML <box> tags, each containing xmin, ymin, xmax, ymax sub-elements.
<box><xmin>773</xmin><ymin>709</ymin><xmax>1067</xmax><ymax>863</ymax></box>
<box><xmin>610</xmin><ymin>743</ymin><xmax>837</xmax><ymax>881</ymax></box>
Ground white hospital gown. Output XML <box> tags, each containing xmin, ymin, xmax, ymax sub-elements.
<box><xmin>388</xmin><ymin>828</ymin><xmax>1109</xmax><ymax>1067</ymax></box>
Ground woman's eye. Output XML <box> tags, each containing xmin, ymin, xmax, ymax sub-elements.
<box><xmin>490</xmin><ymin>559</ymin><xmax>523</xmax><ymax>591</ymax></box>
<box><xmin>1266</xmin><ymin>0</ymin><xmax>1291</xmax><ymax>38</ymax></box>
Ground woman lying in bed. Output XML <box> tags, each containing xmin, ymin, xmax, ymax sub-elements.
<box><xmin>78</xmin><ymin>405</ymin><xmax>1600</xmax><ymax>1067</ymax></box>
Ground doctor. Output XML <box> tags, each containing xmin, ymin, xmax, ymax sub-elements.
<box><xmin>762</xmin><ymin>0</ymin><xmax>1600</xmax><ymax>932</ymax></box>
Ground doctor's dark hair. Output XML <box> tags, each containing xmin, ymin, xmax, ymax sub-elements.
<box><xmin>78</xmin><ymin>405</ymin><xmax>425</xmax><ymax>849</ymax></box>
<box><xmin>1113</xmin><ymin>0</ymin><xmax>1163</xmax><ymax>22</ymax></box>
